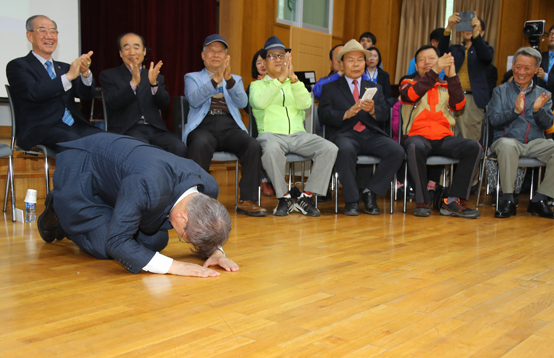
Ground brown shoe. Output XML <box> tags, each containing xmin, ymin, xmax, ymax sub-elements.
<box><xmin>261</xmin><ymin>181</ymin><xmax>275</xmax><ymax>196</ymax></box>
<box><xmin>237</xmin><ymin>200</ymin><xmax>267</xmax><ymax>217</ymax></box>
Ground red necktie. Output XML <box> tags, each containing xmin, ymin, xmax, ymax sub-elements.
<box><xmin>352</xmin><ymin>80</ymin><xmax>366</xmax><ymax>132</ymax></box>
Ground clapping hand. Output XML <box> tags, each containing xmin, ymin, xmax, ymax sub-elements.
<box><xmin>148</xmin><ymin>60</ymin><xmax>163</xmax><ymax>86</ymax></box>
<box><xmin>533</xmin><ymin>93</ymin><xmax>552</xmax><ymax>112</ymax></box>
<box><xmin>515</xmin><ymin>92</ymin><xmax>525</xmax><ymax>114</ymax></box>
<box><xmin>79</xmin><ymin>51</ymin><xmax>93</xmax><ymax>76</ymax></box>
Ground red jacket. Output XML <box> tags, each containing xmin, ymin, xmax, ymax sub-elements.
<box><xmin>400</xmin><ymin>70</ymin><xmax>465</xmax><ymax>140</ymax></box>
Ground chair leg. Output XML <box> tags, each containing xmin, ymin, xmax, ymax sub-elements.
<box><xmin>334</xmin><ymin>171</ymin><xmax>339</xmax><ymax>214</ymax></box>
<box><xmin>235</xmin><ymin>160</ymin><xmax>239</xmax><ymax>208</ymax></box>
<box><xmin>44</xmin><ymin>155</ymin><xmax>50</xmax><ymax>194</ymax></box>
<box><xmin>9</xmin><ymin>155</ymin><xmax>15</xmax><ymax>221</ymax></box>
<box><xmin>403</xmin><ymin>162</ymin><xmax>407</xmax><ymax>213</ymax></box>
<box><xmin>475</xmin><ymin>156</ymin><xmax>487</xmax><ymax>209</ymax></box>
<box><xmin>496</xmin><ymin>165</ymin><xmax>501</xmax><ymax>207</ymax></box>
<box><xmin>393</xmin><ymin>174</ymin><xmax>398</xmax><ymax>201</ymax></box>
<box><xmin>288</xmin><ymin>163</ymin><xmax>293</xmax><ymax>191</ymax></box>
<box><xmin>258</xmin><ymin>185</ymin><xmax>261</xmax><ymax>205</ymax></box>
<box><xmin>3</xmin><ymin>161</ymin><xmax>9</xmax><ymax>212</ymax></box>
<box><xmin>530</xmin><ymin>168</ymin><xmax>535</xmax><ymax>201</ymax></box>
<box><xmin>301</xmin><ymin>162</ymin><xmax>305</xmax><ymax>192</ymax></box>
<box><xmin>390</xmin><ymin>180</ymin><xmax>393</xmax><ymax>214</ymax></box>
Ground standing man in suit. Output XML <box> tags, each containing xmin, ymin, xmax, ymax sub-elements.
<box><xmin>185</xmin><ymin>34</ymin><xmax>266</xmax><ymax>217</ymax></box>
<box><xmin>318</xmin><ymin>40</ymin><xmax>405</xmax><ymax>216</ymax></box>
<box><xmin>439</xmin><ymin>13</ymin><xmax>494</xmax><ymax>143</ymax></box>
<box><xmin>100</xmin><ymin>32</ymin><xmax>187</xmax><ymax>157</ymax></box>
<box><xmin>538</xmin><ymin>25</ymin><xmax>554</xmax><ymax>94</ymax></box>
<box><xmin>6</xmin><ymin>15</ymin><xmax>101</xmax><ymax>151</ymax></box>
<box><xmin>37</xmin><ymin>133</ymin><xmax>238</xmax><ymax>277</ymax></box>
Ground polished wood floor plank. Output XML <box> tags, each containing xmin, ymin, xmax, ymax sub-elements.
<box><xmin>2</xmin><ymin>186</ymin><xmax>554</xmax><ymax>357</ymax></box>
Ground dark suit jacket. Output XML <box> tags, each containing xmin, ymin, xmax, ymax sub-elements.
<box><xmin>539</xmin><ymin>51</ymin><xmax>554</xmax><ymax>93</ymax></box>
<box><xmin>438</xmin><ymin>34</ymin><xmax>494</xmax><ymax>109</ymax></box>
<box><xmin>6</xmin><ymin>51</ymin><xmax>96</xmax><ymax>150</ymax></box>
<box><xmin>376</xmin><ymin>67</ymin><xmax>392</xmax><ymax>100</ymax></box>
<box><xmin>52</xmin><ymin>132</ymin><xmax>218</xmax><ymax>274</ymax></box>
<box><xmin>318</xmin><ymin>77</ymin><xmax>389</xmax><ymax>142</ymax></box>
<box><xmin>100</xmin><ymin>64</ymin><xmax>170</xmax><ymax>134</ymax></box>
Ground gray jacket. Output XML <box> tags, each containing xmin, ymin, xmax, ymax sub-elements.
<box><xmin>487</xmin><ymin>81</ymin><xmax>553</xmax><ymax>144</ymax></box>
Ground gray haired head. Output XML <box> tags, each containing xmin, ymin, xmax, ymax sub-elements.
<box><xmin>184</xmin><ymin>193</ymin><xmax>231</xmax><ymax>258</ymax></box>
<box><xmin>512</xmin><ymin>47</ymin><xmax>542</xmax><ymax>68</ymax></box>
<box><xmin>25</xmin><ymin>15</ymin><xmax>58</xmax><ymax>31</ymax></box>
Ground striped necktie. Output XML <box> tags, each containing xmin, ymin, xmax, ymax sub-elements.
<box><xmin>45</xmin><ymin>61</ymin><xmax>74</xmax><ymax>126</ymax></box>
<box><xmin>549</xmin><ymin>52</ymin><xmax>554</xmax><ymax>74</ymax></box>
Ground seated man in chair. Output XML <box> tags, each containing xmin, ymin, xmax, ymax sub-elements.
<box><xmin>100</xmin><ymin>32</ymin><xmax>187</xmax><ymax>157</ymax></box>
<box><xmin>400</xmin><ymin>45</ymin><xmax>482</xmax><ymax>218</ymax></box>
<box><xmin>6</xmin><ymin>15</ymin><xmax>101</xmax><ymax>151</ymax></box>
<box><xmin>249</xmin><ymin>36</ymin><xmax>338</xmax><ymax>217</ymax></box>
<box><xmin>185</xmin><ymin>34</ymin><xmax>266</xmax><ymax>217</ymax></box>
<box><xmin>487</xmin><ymin>47</ymin><xmax>554</xmax><ymax>219</ymax></box>
<box><xmin>318</xmin><ymin>39</ymin><xmax>404</xmax><ymax>216</ymax></box>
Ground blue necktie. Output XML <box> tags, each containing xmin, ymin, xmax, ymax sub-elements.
<box><xmin>549</xmin><ymin>53</ymin><xmax>554</xmax><ymax>74</ymax></box>
<box><xmin>45</xmin><ymin>61</ymin><xmax>74</xmax><ymax>126</ymax></box>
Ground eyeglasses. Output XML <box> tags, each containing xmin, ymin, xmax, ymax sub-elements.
<box><xmin>267</xmin><ymin>53</ymin><xmax>286</xmax><ymax>61</ymax></box>
<box><xmin>35</xmin><ymin>27</ymin><xmax>59</xmax><ymax>36</ymax></box>
<box><xmin>548</xmin><ymin>32</ymin><xmax>554</xmax><ymax>38</ymax></box>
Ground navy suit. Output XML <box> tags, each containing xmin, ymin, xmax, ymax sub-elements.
<box><xmin>52</xmin><ymin>133</ymin><xmax>218</xmax><ymax>274</ymax></box>
<box><xmin>100</xmin><ymin>64</ymin><xmax>187</xmax><ymax>157</ymax></box>
<box><xmin>6</xmin><ymin>51</ymin><xmax>99</xmax><ymax>150</ymax></box>
<box><xmin>539</xmin><ymin>51</ymin><xmax>554</xmax><ymax>93</ymax></box>
<box><xmin>318</xmin><ymin>77</ymin><xmax>404</xmax><ymax>203</ymax></box>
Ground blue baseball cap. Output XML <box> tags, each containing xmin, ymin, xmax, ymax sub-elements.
<box><xmin>262</xmin><ymin>36</ymin><xmax>291</xmax><ymax>58</ymax></box>
<box><xmin>203</xmin><ymin>34</ymin><xmax>228</xmax><ymax>49</ymax></box>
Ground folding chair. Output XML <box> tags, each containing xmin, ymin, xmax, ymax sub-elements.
<box><xmin>180</xmin><ymin>96</ymin><xmax>240</xmax><ymax>208</ymax></box>
<box><xmin>475</xmin><ymin>119</ymin><xmax>546</xmax><ymax>208</ymax></box>
<box><xmin>398</xmin><ymin>104</ymin><xmax>459</xmax><ymax>213</ymax></box>
<box><xmin>5</xmin><ymin>85</ymin><xmax>55</xmax><ymax>196</ymax></box>
<box><xmin>248</xmin><ymin>94</ymin><xmax>318</xmax><ymax>207</ymax></box>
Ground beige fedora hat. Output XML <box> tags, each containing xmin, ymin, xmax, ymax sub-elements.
<box><xmin>335</xmin><ymin>39</ymin><xmax>371</xmax><ymax>61</ymax></box>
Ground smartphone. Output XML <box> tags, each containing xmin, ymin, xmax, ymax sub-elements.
<box><xmin>456</xmin><ymin>11</ymin><xmax>475</xmax><ymax>32</ymax></box>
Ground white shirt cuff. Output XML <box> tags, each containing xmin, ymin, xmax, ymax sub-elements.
<box><xmin>61</xmin><ymin>74</ymin><xmax>72</xmax><ymax>91</ymax></box>
<box><xmin>80</xmin><ymin>71</ymin><xmax>93</xmax><ymax>86</ymax></box>
<box><xmin>142</xmin><ymin>252</ymin><xmax>174</xmax><ymax>274</ymax></box>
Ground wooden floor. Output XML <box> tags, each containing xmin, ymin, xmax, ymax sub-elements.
<box><xmin>2</xmin><ymin>186</ymin><xmax>554</xmax><ymax>358</ymax></box>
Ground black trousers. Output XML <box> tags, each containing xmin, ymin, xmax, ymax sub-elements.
<box><xmin>42</xmin><ymin>120</ymin><xmax>102</xmax><ymax>151</ymax></box>
<box><xmin>125</xmin><ymin>124</ymin><xmax>187</xmax><ymax>158</ymax></box>
<box><xmin>403</xmin><ymin>135</ymin><xmax>482</xmax><ymax>204</ymax></box>
<box><xmin>334</xmin><ymin>129</ymin><xmax>405</xmax><ymax>203</ymax></box>
<box><xmin>187</xmin><ymin>114</ymin><xmax>261</xmax><ymax>201</ymax></box>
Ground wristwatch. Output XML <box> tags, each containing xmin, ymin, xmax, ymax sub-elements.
<box><xmin>216</xmin><ymin>245</ymin><xmax>225</xmax><ymax>257</ymax></box>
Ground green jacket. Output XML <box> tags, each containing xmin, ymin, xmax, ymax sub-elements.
<box><xmin>249</xmin><ymin>75</ymin><xmax>312</xmax><ymax>135</ymax></box>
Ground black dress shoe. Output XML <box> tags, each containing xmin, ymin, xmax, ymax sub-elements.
<box><xmin>527</xmin><ymin>200</ymin><xmax>554</xmax><ymax>219</ymax></box>
<box><xmin>361</xmin><ymin>190</ymin><xmax>381</xmax><ymax>215</ymax></box>
<box><xmin>37</xmin><ymin>191</ymin><xmax>65</xmax><ymax>243</ymax></box>
<box><xmin>495</xmin><ymin>200</ymin><xmax>516</xmax><ymax>218</ymax></box>
<box><xmin>344</xmin><ymin>202</ymin><xmax>359</xmax><ymax>216</ymax></box>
